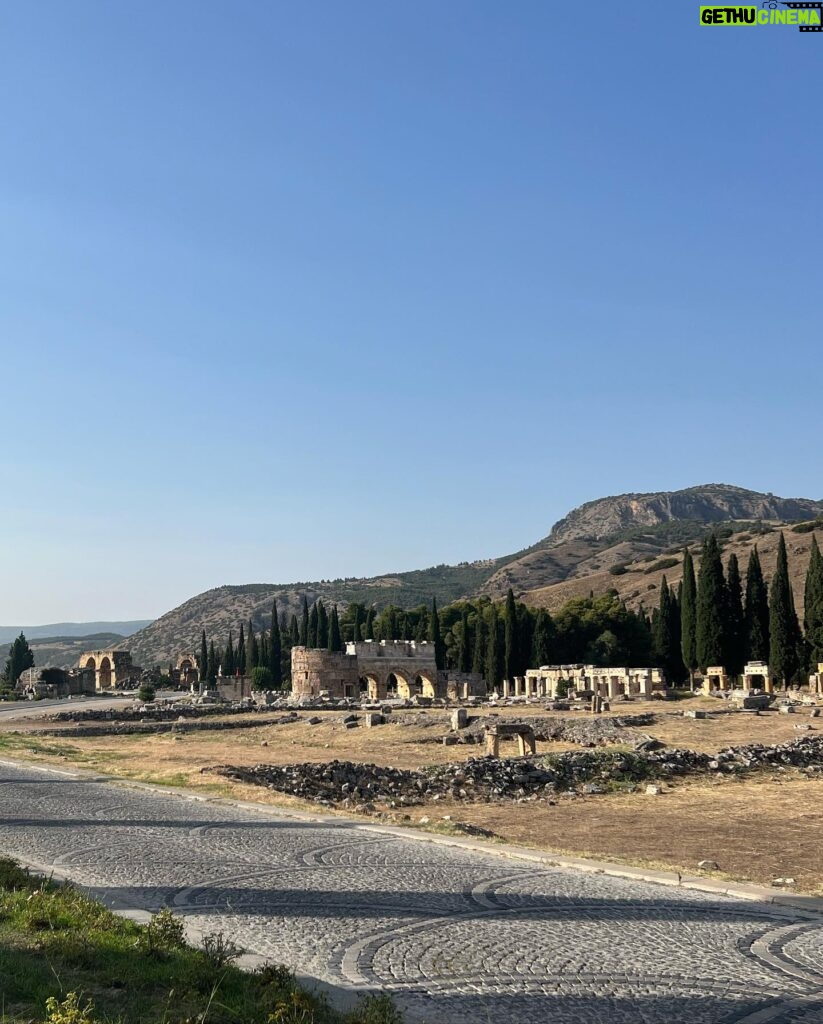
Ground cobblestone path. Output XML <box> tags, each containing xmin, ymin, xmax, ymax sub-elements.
<box><xmin>1</xmin><ymin>760</ymin><xmax>821</xmax><ymax>1023</ymax></box>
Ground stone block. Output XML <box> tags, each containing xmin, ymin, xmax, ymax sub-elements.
<box><xmin>364</xmin><ymin>713</ymin><xmax>384</xmax><ymax>728</ymax></box>
<box><xmin>451</xmin><ymin>708</ymin><xmax>468</xmax><ymax>731</ymax></box>
<box><xmin>685</xmin><ymin>710</ymin><xmax>707</xmax><ymax>719</ymax></box>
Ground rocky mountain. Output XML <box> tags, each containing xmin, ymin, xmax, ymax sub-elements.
<box><xmin>122</xmin><ymin>484</ymin><xmax>823</xmax><ymax>668</ymax></box>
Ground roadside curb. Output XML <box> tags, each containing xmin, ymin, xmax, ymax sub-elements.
<box><xmin>4</xmin><ymin>755</ymin><xmax>823</xmax><ymax>919</ymax></box>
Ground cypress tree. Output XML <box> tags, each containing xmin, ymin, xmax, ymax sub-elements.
<box><xmin>237</xmin><ymin>624</ymin><xmax>246</xmax><ymax>675</ymax></box>
<box><xmin>472</xmin><ymin>608</ymin><xmax>486</xmax><ymax>678</ymax></box>
<box><xmin>259</xmin><ymin>631</ymin><xmax>269</xmax><ymax>672</ymax></box>
<box><xmin>532</xmin><ymin>608</ymin><xmax>555</xmax><ymax>667</ymax></box>
<box><xmin>248</xmin><ymin>620</ymin><xmax>258</xmax><ymax>672</ymax></box>
<box><xmin>270</xmin><ymin>600</ymin><xmax>282</xmax><ymax>688</ymax></box>
<box><xmin>745</xmin><ymin>546</ymin><xmax>770</xmax><ymax>662</ymax></box>
<box><xmin>224</xmin><ymin>631</ymin><xmax>235</xmax><ymax>676</ymax></box>
<box><xmin>428</xmin><ymin>598</ymin><xmax>445</xmax><ymax>670</ymax></box>
<box><xmin>352</xmin><ymin>605</ymin><xmax>363</xmax><ymax>643</ymax></box>
<box><xmin>364</xmin><ymin>607</ymin><xmax>375</xmax><ymax>640</ymax></box>
<box><xmin>414</xmin><ymin>607</ymin><xmax>428</xmax><ymax>642</ymax></box>
<box><xmin>290</xmin><ymin>614</ymin><xmax>299</xmax><ymax>648</ymax></box>
<box><xmin>458</xmin><ymin>607</ymin><xmax>471</xmax><ymax>673</ymax></box>
<box><xmin>769</xmin><ymin>532</ymin><xmax>801</xmax><ymax>687</ymax></box>
<box><xmin>199</xmin><ymin>630</ymin><xmax>208</xmax><ymax>683</ymax></box>
<box><xmin>207</xmin><ymin>640</ymin><xmax>217</xmax><ymax>683</ymax></box>
<box><xmin>485</xmin><ymin>604</ymin><xmax>502</xmax><ymax>691</ymax></box>
<box><xmin>696</xmin><ymin>534</ymin><xmax>727</xmax><ymax>673</ymax></box>
<box><xmin>655</xmin><ymin>577</ymin><xmax>686</xmax><ymax>684</ymax></box>
<box><xmin>300</xmin><ymin>596</ymin><xmax>309</xmax><ymax>646</ymax></box>
<box><xmin>317</xmin><ymin>600</ymin><xmax>329</xmax><ymax>649</ymax></box>
<box><xmin>308</xmin><ymin>603</ymin><xmax>318</xmax><ymax>649</ymax></box>
<box><xmin>724</xmin><ymin>554</ymin><xmax>746</xmax><ymax>680</ymax></box>
<box><xmin>503</xmin><ymin>588</ymin><xmax>518</xmax><ymax>683</ymax></box>
<box><xmin>328</xmin><ymin>604</ymin><xmax>343</xmax><ymax>652</ymax></box>
<box><xmin>680</xmin><ymin>548</ymin><xmax>698</xmax><ymax>685</ymax></box>
<box><xmin>803</xmin><ymin>536</ymin><xmax>823</xmax><ymax>668</ymax></box>
<box><xmin>3</xmin><ymin>632</ymin><xmax>34</xmax><ymax>685</ymax></box>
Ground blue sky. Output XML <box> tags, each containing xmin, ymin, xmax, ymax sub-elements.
<box><xmin>1</xmin><ymin>2</ymin><xmax>820</xmax><ymax>623</ymax></box>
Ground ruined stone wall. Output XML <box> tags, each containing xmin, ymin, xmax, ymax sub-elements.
<box><xmin>291</xmin><ymin>647</ymin><xmax>360</xmax><ymax>699</ymax></box>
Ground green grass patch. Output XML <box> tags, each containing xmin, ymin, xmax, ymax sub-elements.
<box><xmin>0</xmin><ymin>858</ymin><xmax>403</xmax><ymax>1024</ymax></box>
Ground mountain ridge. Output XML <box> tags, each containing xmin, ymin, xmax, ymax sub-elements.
<box><xmin>122</xmin><ymin>484</ymin><xmax>823</xmax><ymax>668</ymax></box>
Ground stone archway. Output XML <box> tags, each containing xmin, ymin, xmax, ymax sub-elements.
<box><xmin>416</xmin><ymin>674</ymin><xmax>436</xmax><ymax>698</ymax></box>
<box><xmin>386</xmin><ymin>673</ymin><xmax>399</xmax><ymax>697</ymax></box>
<box><xmin>85</xmin><ymin>657</ymin><xmax>96</xmax><ymax>672</ymax></box>
<box><xmin>98</xmin><ymin>657</ymin><xmax>112</xmax><ymax>689</ymax></box>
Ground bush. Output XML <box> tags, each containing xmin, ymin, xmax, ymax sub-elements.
<box><xmin>608</xmin><ymin>564</ymin><xmax>628</xmax><ymax>576</ymax></box>
<box><xmin>643</xmin><ymin>557</ymin><xmax>679</xmax><ymax>575</ymax></box>
<box><xmin>43</xmin><ymin>993</ymin><xmax>96</xmax><ymax>1024</ymax></box>
<box><xmin>139</xmin><ymin>908</ymin><xmax>186</xmax><ymax>956</ymax></box>
<box><xmin>792</xmin><ymin>518</ymin><xmax>823</xmax><ymax>534</ymax></box>
<box><xmin>137</xmin><ymin>685</ymin><xmax>155</xmax><ymax>703</ymax></box>
<box><xmin>251</xmin><ymin>666</ymin><xmax>275</xmax><ymax>690</ymax></box>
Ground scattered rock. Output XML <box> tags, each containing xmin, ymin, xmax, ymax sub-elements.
<box><xmin>698</xmin><ymin>860</ymin><xmax>719</xmax><ymax>871</ymax></box>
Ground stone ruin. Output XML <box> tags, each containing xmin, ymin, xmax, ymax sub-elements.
<box><xmin>77</xmin><ymin>649</ymin><xmax>141</xmax><ymax>691</ymax></box>
<box><xmin>16</xmin><ymin>666</ymin><xmax>96</xmax><ymax>700</ymax></box>
<box><xmin>519</xmin><ymin>664</ymin><xmax>664</xmax><ymax>701</ymax></box>
<box><xmin>290</xmin><ymin>640</ymin><xmax>485</xmax><ymax>702</ymax></box>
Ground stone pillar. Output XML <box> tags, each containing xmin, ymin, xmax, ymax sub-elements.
<box><xmin>608</xmin><ymin>676</ymin><xmax>620</xmax><ymax>700</ymax></box>
<box><xmin>638</xmin><ymin>674</ymin><xmax>652</xmax><ymax>698</ymax></box>
<box><xmin>502</xmin><ymin>678</ymin><xmax>510</xmax><ymax>698</ymax></box>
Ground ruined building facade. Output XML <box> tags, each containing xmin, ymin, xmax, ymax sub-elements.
<box><xmin>291</xmin><ymin>640</ymin><xmax>485</xmax><ymax>701</ymax></box>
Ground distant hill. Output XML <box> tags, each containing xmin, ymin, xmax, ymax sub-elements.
<box><xmin>0</xmin><ymin>632</ymin><xmax>130</xmax><ymax>671</ymax></box>
<box><xmin>122</xmin><ymin>484</ymin><xmax>823</xmax><ymax>667</ymax></box>
<box><xmin>0</xmin><ymin>621</ymin><xmax>152</xmax><ymax>645</ymax></box>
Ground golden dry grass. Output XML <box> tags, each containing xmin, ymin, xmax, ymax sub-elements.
<box><xmin>2</xmin><ymin>698</ymin><xmax>822</xmax><ymax>893</ymax></box>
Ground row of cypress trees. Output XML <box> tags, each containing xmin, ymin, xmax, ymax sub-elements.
<box><xmin>199</xmin><ymin>599</ymin><xmax>287</xmax><ymax>688</ymax></box>
<box><xmin>665</xmin><ymin>533</ymin><xmax>823</xmax><ymax>686</ymax></box>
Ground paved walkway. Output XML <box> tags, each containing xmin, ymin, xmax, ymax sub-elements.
<box><xmin>1</xmin><ymin>760</ymin><xmax>822</xmax><ymax>1023</ymax></box>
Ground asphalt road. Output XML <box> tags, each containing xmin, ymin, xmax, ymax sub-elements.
<box><xmin>0</xmin><ymin>760</ymin><xmax>821</xmax><ymax>1023</ymax></box>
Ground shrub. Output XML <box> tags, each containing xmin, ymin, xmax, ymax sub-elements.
<box><xmin>251</xmin><ymin>666</ymin><xmax>275</xmax><ymax>690</ymax></box>
<box><xmin>43</xmin><ymin>993</ymin><xmax>95</xmax><ymax>1024</ymax></box>
<box><xmin>140</xmin><ymin>907</ymin><xmax>186</xmax><ymax>956</ymax></box>
<box><xmin>792</xmin><ymin>518</ymin><xmax>823</xmax><ymax>534</ymax></box>
<box><xmin>201</xmin><ymin>930</ymin><xmax>241</xmax><ymax>970</ymax></box>
<box><xmin>137</xmin><ymin>685</ymin><xmax>156</xmax><ymax>703</ymax></box>
<box><xmin>643</xmin><ymin>557</ymin><xmax>679</xmax><ymax>575</ymax></box>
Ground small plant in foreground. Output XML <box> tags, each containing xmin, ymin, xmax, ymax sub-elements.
<box><xmin>201</xmin><ymin>930</ymin><xmax>241</xmax><ymax>970</ymax></box>
<box><xmin>43</xmin><ymin>993</ymin><xmax>96</xmax><ymax>1024</ymax></box>
<box><xmin>140</xmin><ymin>906</ymin><xmax>187</xmax><ymax>956</ymax></box>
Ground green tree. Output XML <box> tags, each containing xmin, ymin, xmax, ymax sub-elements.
<box><xmin>247</xmin><ymin>620</ymin><xmax>258</xmax><ymax>672</ymax></box>
<box><xmin>803</xmin><ymin>535</ymin><xmax>823</xmax><ymax>668</ymax></box>
<box><xmin>724</xmin><ymin>554</ymin><xmax>746</xmax><ymax>679</ymax></box>
<box><xmin>251</xmin><ymin>666</ymin><xmax>275</xmax><ymax>690</ymax></box>
<box><xmin>485</xmin><ymin>604</ymin><xmax>502</xmax><ymax>690</ymax></box>
<box><xmin>317</xmin><ymin>600</ymin><xmax>329</xmax><ymax>649</ymax></box>
<box><xmin>207</xmin><ymin>640</ymin><xmax>217</xmax><ymax>683</ymax></box>
<box><xmin>289</xmin><ymin>614</ymin><xmax>299</xmax><ymax>648</ymax></box>
<box><xmin>300</xmin><ymin>596</ymin><xmax>309</xmax><ymax>646</ymax></box>
<box><xmin>457</xmin><ymin>606</ymin><xmax>471</xmax><ymax>673</ymax></box>
<box><xmin>224</xmin><ymin>630</ymin><xmax>235</xmax><ymax>676</ymax></box>
<box><xmin>744</xmin><ymin>546</ymin><xmax>770</xmax><ymax>662</ymax></box>
<box><xmin>696</xmin><ymin>534</ymin><xmax>727</xmax><ymax>673</ymax></box>
<box><xmin>769</xmin><ymin>532</ymin><xmax>802</xmax><ymax>687</ymax></box>
<box><xmin>308</xmin><ymin>603</ymin><xmax>318</xmax><ymax>649</ymax></box>
<box><xmin>270</xmin><ymin>600</ymin><xmax>282</xmax><ymax>688</ymax></box>
<box><xmin>364</xmin><ymin>606</ymin><xmax>375</xmax><ymax>641</ymax></box>
<box><xmin>531</xmin><ymin>608</ymin><xmax>555</xmax><ymax>667</ymax></box>
<box><xmin>680</xmin><ymin>548</ymin><xmax>698</xmax><ymax>685</ymax></box>
<box><xmin>352</xmin><ymin>604</ymin><xmax>363</xmax><ymax>643</ymax></box>
<box><xmin>199</xmin><ymin>630</ymin><xmax>208</xmax><ymax>683</ymax></box>
<box><xmin>472</xmin><ymin>607</ymin><xmax>486</xmax><ymax>678</ymax></box>
<box><xmin>654</xmin><ymin>577</ymin><xmax>686</xmax><ymax>684</ymax></box>
<box><xmin>428</xmin><ymin>598</ymin><xmax>445</xmax><ymax>670</ymax></box>
<box><xmin>237</xmin><ymin>624</ymin><xmax>246</xmax><ymax>675</ymax></box>
<box><xmin>3</xmin><ymin>632</ymin><xmax>34</xmax><ymax>685</ymax></box>
<box><xmin>328</xmin><ymin>604</ymin><xmax>343</xmax><ymax>652</ymax></box>
<box><xmin>503</xmin><ymin>588</ymin><xmax>518</xmax><ymax>683</ymax></box>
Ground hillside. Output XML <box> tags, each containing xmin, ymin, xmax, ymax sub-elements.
<box><xmin>123</xmin><ymin>484</ymin><xmax>823</xmax><ymax>668</ymax></box>
<box><xmin>0</xmin><ymin>621</ymin><xmax>151</xmax><ymax>645</ymax></box>
<box><xmin>0</xmin><ymin>633</ymin><xmax>128</xmax><ymax>671</ymax></box>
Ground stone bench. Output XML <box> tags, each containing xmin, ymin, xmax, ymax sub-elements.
<box><xmin>485</xmin><ymin>722</ymin><xmax>537</xmax><ymax>758</ymax></box>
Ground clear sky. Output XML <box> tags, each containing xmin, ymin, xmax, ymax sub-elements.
<box><xmin>1</xmin><ymin>2</ymin><xmax>820</xmax><ymax>624</ymax></box>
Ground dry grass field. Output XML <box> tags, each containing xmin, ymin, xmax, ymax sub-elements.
<box><xmin>1</xmin><ymin>697</ymin><xmax>821</xmax><ymax>894</ymax></box>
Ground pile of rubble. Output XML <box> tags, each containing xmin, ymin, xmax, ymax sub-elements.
<box><xmin>211</xmin><ymin>734</ymin><xmax>823</xmax><ymax>808</ymax></box>
<box><xmin>447</xmin><ymin>713</ymin><xmax>656</xmax><ymax>749</ymax></box>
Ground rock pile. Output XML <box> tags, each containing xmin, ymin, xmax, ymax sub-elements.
<box><xmin>211</xmin><ymin>735</ymin><xmax>823</xmax><ymax>808</ymax></box>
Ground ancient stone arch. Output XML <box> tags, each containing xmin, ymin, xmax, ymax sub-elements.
<box><xmin>76</xmin><ymin>649</ymin><xmax>138</xmax><ymax>692</ymax></box>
